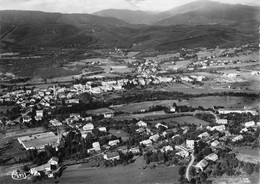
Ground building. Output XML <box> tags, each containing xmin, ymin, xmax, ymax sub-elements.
<box><xmin>160</xmin><ymin>145</ymin><xmax>173</xmax><ymax>153</ymax></box>
<box><xmin>216</xmin><ymin>119</ymin><xmax>227</xmax><ymax>124</ymax></box>
<box><xmin>232</xmin><ymin>135</ymin><xmax>243</xmax><ymax>142</ymax></box>
<box><xmin>98</xmin><ymin>127</ymin><xmax>107</xmax><ymax>132</ymax></box>
<box><xmin>129</xmin><ymin>147</ymin><xmax>140</xmax><ymax>154</ymax></box>
<box><xmin>103</xmin><ymin>152</ymin><xmax>120</xmax><ymax>161</ymax></box>
<box><xmin>83</xmin><ymin>123</ymin><xmax>94</xmax><ymax>132</ymax></box>
<box><xmin>244</xmin><ymin>121</ymin><xmax>255</xmax><ymax>128</ymax></box>
<box><xmin>140</xmin><ymin>139</ymin><xmax>153</xmax><ymax>146</ymax></box>
<box><xmin>108</xmin><ymin>139</ymin><xmax>120</xmax><ymax>146</ymax></box>
<box><xmin>136</xmin><ymin>127</ymin><xmax>145</xmax><ymax>133</ymax></box>
<box><xmin>205</xmin><ymin>153</ymin><xmax>218</xmax><ymax>162</ymax></box>
<box><xmin>136</xmin><ymin>120</ymin><xmax>147</xmax><ymax>127</ymax></box>
<box><xmin>30</xmin><ymin>157</ymin><xmax>58</xmax><ymax>176</ymax></box>
<box><xmin>195</xmin><ymin>159</ymin><xmax>208</xmax><ymax>171</ymax></box>
<box><xmin>209</xmin><ymin>125</ymin><xmax>226</xmax><ymax>132</ymax></box>
<box><xmin>176</xmin><ymin>150</ymin><xmax>189</xmax><ymax>158</ymax></box>
<box><xmin>186</xmin><ymin>140</ymin><xmax>195</xmax><ymax>149</ymax></box>
<box><xmin>50</xmin><ymin>119</ymin><xmax>62</xmax><ymax>127</ymax></box>
<box><xmin>211</xmin><ymin>140</ymin><xmax>220</xmax><ymax>147</ymax></box>
<box><xmin>149</xmin><ymin>134</ymin><xmax>160</xmax><ymax>142</ymax></box>
<box><xmin>155</xmin><ymin>123</ymin><xmax>168</xmax><ymax>129</ymax></box>
<box><xmin>18</xmin><ymin>132</ymin><xmax>59</xmax><ymax>150</ymax></box>
<box><xmin>218</xmin><ymin>109</ymin><xmax>258</xmax><ymax>116</ymax></box>
<box><xmin>36</xmin><ymin>110</ymin><xmax>43</xmax><ymax>117</ymax></box>
<box><xmin>198</xmin><ymin>132</ymin><xmax>210</xmax><ymax>139</ymax></box>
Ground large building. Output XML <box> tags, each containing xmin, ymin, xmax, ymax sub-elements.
<box><xmin>17</xmin><ymin>132</ymin><xmax>59</xmax><ymax>150</ymax></box>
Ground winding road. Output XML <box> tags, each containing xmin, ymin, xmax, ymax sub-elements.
<box><xmin>185</xmin><ymin>151</ymin><xmax>195</xmax><ymax>181</ymax></box>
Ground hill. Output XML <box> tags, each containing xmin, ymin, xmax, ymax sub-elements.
<box><xmin>0</xmin><ymin>9</ymin><xmax>258</xmax><ymax>52</ymax></box>
<box><xmin>0</xmin><ymin>10</ymin><xmax>138</xmax><ymax>50</ymax></box>
<box><xmin>93</xmin><ymin>9</ymin><xmax>164</xmax><ymax>25</ymax></box>
<box><xmin>154</xmin><ymin>0</ymin><xmax>260</xmax><ymax>26</ymax></box>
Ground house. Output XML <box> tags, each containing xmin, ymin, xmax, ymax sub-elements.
<box><xmin>136</xmin><ymin>120</ymin><xmax>147</xmax><ymax>127</ymax></box>
<box><xmin>198</xmin><ymin>132</ymin><xmax>210</xmax><ymax>139</ymax></box>
<box><xmin>36</xmin><ymin>110</ymin><xmax>43</xmax><ymax>117</ymax></box>
<box><xmin>136</xmin><ymin>127</ymin><xmax>145</xmax><ymax>133</ymax></box>
<box><xmin>205</xmin><ymin>153</ymin><xmax>218</xmax><ymax>162</ymax></box>
<box><xmin>186</xmin><ymin>140</ymin><xmax>195</xmax><ymax>149</ymax></box>
<box><xmin>176</xmin><ymin>150</ymin><xmax>189</xmax><ymax>158</ymax></box>
<box><xmin>245</xmin><ymin>121</ymin><xmax>255</xmax><ymax>128</ymax></box>
<box><xmin>216</xmin><ymin>119</ymin><xmax>227</xmax><ymax>124</ymax></box>
<box><xmin>103</xmin><ymin>112</ymin><xmax>114</xmax><ymax>118</ymax></box>
<box><xmin>50</xmin><ymin>119</ymin><xmax>62</xmax><ymax>127</ymax></box>
<box><xmin>84</xmin><ymin>116</ymin><xmax>92</xmax><ymax>122</ymax></box>
<box><xmin>98</xmin><ymin>127</ymin><xmax>107</xmax><ymax>132</ymax></box>
<box><xmin>210</xmin><ymin>125</ymin><xmax>226</xmax><ymax>132</ymax></box>
<box><xmin>92</xmin><ymin>142</ymin><xmax>101</xmax><ymax>150</ymax></box>
<box><xmin>155</xmin><ymin>123</ymin><xmax>168</xmax><ymax>129</ymax></box>
<box><xmin>23</xmin><ymin>116</ymin><xmax>32</xmax><ymax>123</ymax></box>
<box><xmin>47</xmin><ymin>157</ymin><xmax>59</xmax><ymax>166</ymax></box>
<box><xmin>195</xmin><ymin>159</ymin><xmax>208</xmax><ymax>171</ymax></box>
<box><xmin>83</xmin><ymin>123</ymin><xmax>94</xmax><ymax>132</ymax></box>
<box><xmin>108</xmin><ymin>139</ymin><xmax>120</xmax><ymax>146</ymax></box>
<box><xmin>160</xmin><ymin>145</ymin><xmax>173</xmax><ymax>153</ymax></box>
<box><xmin>129</xmin><ymin>147</ymin><xmax>140</xmax><ymax>154</ymax></box>
<box><xmin>149</xmin><ymin>134</ymin><xmax>160</xmax><ymax>142</ymax></box>
<box><xmin>140</xmin><ymin>139</ymin><xmax>153</xmax><ymax>146</ymax></box>
<box><xmin>211</xmin><ymin>140</ymin><xmax>220</xmax><ymax>147</ymax></box>
<box><xmin>103</xmin><ymin>152</ymin><xmax>120</xmax><ymax>160</ymax></box>
<box><xmin>232</xmin><ymin>135</ymin><xmax>243</xmax><ymax>142</ymax></box>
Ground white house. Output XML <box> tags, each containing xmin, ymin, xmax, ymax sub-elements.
<box><xmin>160</xmin><ymin>145</ymin><xmax>173</xmax><ymax>153</ymax></box>
<box><xmin>195</xmin><ymin>159</ymin><xmax>208</xmax><ymax>171</ymax></box>
<box><xmin>136</xmin><ymin>120</ymin><xmax>147</xmax><ymax>127</ymax></box>
<box><xmin>98</xmin><ymin>127</ymin><xmax>107</xmax><ymax>132</ymax></box>
<box><xmin>186</xmin><ymin>140</ymin><xmax>195</xmax><ymax>149</ymax></box>
<box><xmin>83</xmin><ymin>123</ymin><xmax>94</xmax><ymax>132</ymax></box>
<box><xmin>140</xmin><ymin>139</ymin><xmax>153</xmax><ymax>146</ymax></box>
<box><xmin>149</xmin><ymin>134</ymin><xmax>160</xmax><ymax>142</ymax></box>
<box><xmin>198</xmin><ymin>132</ymin><xmax>210</xmax><ymax>139</ymax></box>
<box><xmin>244</xmin><ymin>121</ymin><xmax>255</xmax><ymax>128</ymax></box>
<box><xmin>232</xmin><ymin>135</ymin><xmax>243</xmax><ymax>142</ymax></box>
<box><xmin>216</xmin><ymin>119</ymin><xmax>227</xmax><ymax>124</ymax></box>
<box><xmin>108</xmin><ymin>139</ymin><xmax>120</xmax><ymax>146</ymax></box>
<box><xmin>176</xmin><ymin>150</ymin><xmax>189</xmax><ymax>158</ymax></box>
<box><xmin>36</xmin><ymin>110</ymin><xmax>43</xmax><ymax>117</ymax></box>
<box><xmin>155</xmin><ymin>123</ymin><xmax>168</xmax><ymax>129</ymax></box>
<box><xmin>211</xmin><ymin>140</ymin><xmax>220</xmax><ymax>147</ymax></box>
<box><xmin>210</xmin><ymin>125</ymin><xmax>226</xmax><ymax>132</ymax></box>
<box><xmin>205</xmin><ymin>153</ymin><xmax>218</xmax><ymax>162</ymax></box>
<box><xmin>103</xmin><ymin>152</ymin><xmax>120</xmax><ymax>160</ymax></box>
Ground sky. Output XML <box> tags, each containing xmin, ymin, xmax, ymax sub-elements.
<box><xmin>0</xmin><ymin>0</ymin><xmax>259</xmax><ymax>13</ymax></box>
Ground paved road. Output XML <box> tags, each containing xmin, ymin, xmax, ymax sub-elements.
<box><xmin>185</xmin><ymin>151</ymin><xmax>195</xmax><ymax>181</ymax></box>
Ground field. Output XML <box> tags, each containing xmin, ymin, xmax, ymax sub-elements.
<box><xmin>110</xmin><ymin>100</ymin><xmax>178</xmax><ymax>113</ymax></box>
<box><xmin>212</xmin><ymin>173</ymin><xmax>259</xmax><ymax>184</ymax></box>
<box><xmin>178</xmin><ymin>96</ymin><xmax>258</xmax><ymax>109</ymax></box>
<box><xmin>109</xmin><ymin>129</ymin><xmax>129</xmax><ymax>140</ymax></box>
<box><xmin>148</xmin><ymin>115</ymin><xmax>209</xmax><ymax>126</ymax></box>
<box><xmin>0</xmin><ymin>157</ymin><xmax>181</xmax><ymax>184</ymax></box>
<box><xmin>0</xmin><ymin>106</ymin><xmax>15</xmax><ymax>113</ymax></box>
<box><xmin>232</xmin><ymin>147</ymin><xmax>260</xmax><ymax>164</ymax></box>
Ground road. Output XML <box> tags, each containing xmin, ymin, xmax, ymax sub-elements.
<box><xmin>185</xmin><ymin>151</ymin><xmax>195</xmax><ymax>181</ymax></box>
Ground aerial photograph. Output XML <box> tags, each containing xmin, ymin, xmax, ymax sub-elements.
<box><xmin>0</xmin><ymin>0</ymin><xmax>259</xmax><ymax>183</ymax></box>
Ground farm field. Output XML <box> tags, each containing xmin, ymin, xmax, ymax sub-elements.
<box><xmin>178</xmin><ymin>96</ymin><xmax>258</xmax><ymax>109</ymax></box>
<box><xmin>232</xmin><ymin>147</ymin><xmax>260</xmax><ymax>164</ymax></box>
<box><xmin>110</xmin><ymin>100</ymin><xmax>178</xmax><ymax>113</ymax></box>
<box><xmin>0</xmin><ymin>157</ymin><xmax>181</xmax><ymax>184</ymax></box>
<box><xmin>0</xmin><ymin>106</ymin><xmax>15</xmax><ymax>113</ymax></box>
<box><xmin>109</xmin><ymin>129</ymin><xmax>129</xmax><ymax>140</ymax></box>
<box><xmin>148</xmin><ymin>115</ymin><xmax>209</xmax><ymax>126</ymax></box>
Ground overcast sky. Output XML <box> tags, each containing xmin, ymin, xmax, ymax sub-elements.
<box><xmin>0</xmin><ymin>0</ymin><xmax>259</xmax><ymax>13</ymax></box>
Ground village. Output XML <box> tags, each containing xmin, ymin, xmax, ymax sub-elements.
<box><xmin>0</xmin><ymin>43</ymin><xmax>259</xmax><ymax>184</ymax></box>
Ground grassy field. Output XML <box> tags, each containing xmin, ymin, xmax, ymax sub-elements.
<box><xmin>0</xmin><ymin>106</ymin><xmax>15</xmax><ymax>113</ymax></box>
<box><xmin>109</xmin><ymin>129</ymin><xmax>129</xmax><ymax>140</ymax></box>
<box><xmin>110</xmin><ymin>100</ymin><xmax>178</xmax><ymax>113</ymax></box>
<box><xmin>232</xmin><ymin>146</ymin><xmax>260</xmax><ymax>164</ymax></box>
<box><xmin>178</xmin><ymin>96</ymin><xmax>258</xmax><ymax>109</ymax></box>
<box><xmin>0</xmin><ymin>157</ymin><xmax>181</xmax><ymax>184</ymax></box>
<box><xmin>148</xmin><ymin>115</ymin><xmax>209</xmax><ymax>126</ymax></box>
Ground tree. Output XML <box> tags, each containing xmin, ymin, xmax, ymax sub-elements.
<box><xmin>179</xmin><ymin>166</ymin><xmax>186</xmax><ymax>177</ymax></box>
<box><xmin>243</xmin><ymin>162</ymin><xmax>254</xmax><ymax>175</ymax></box>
